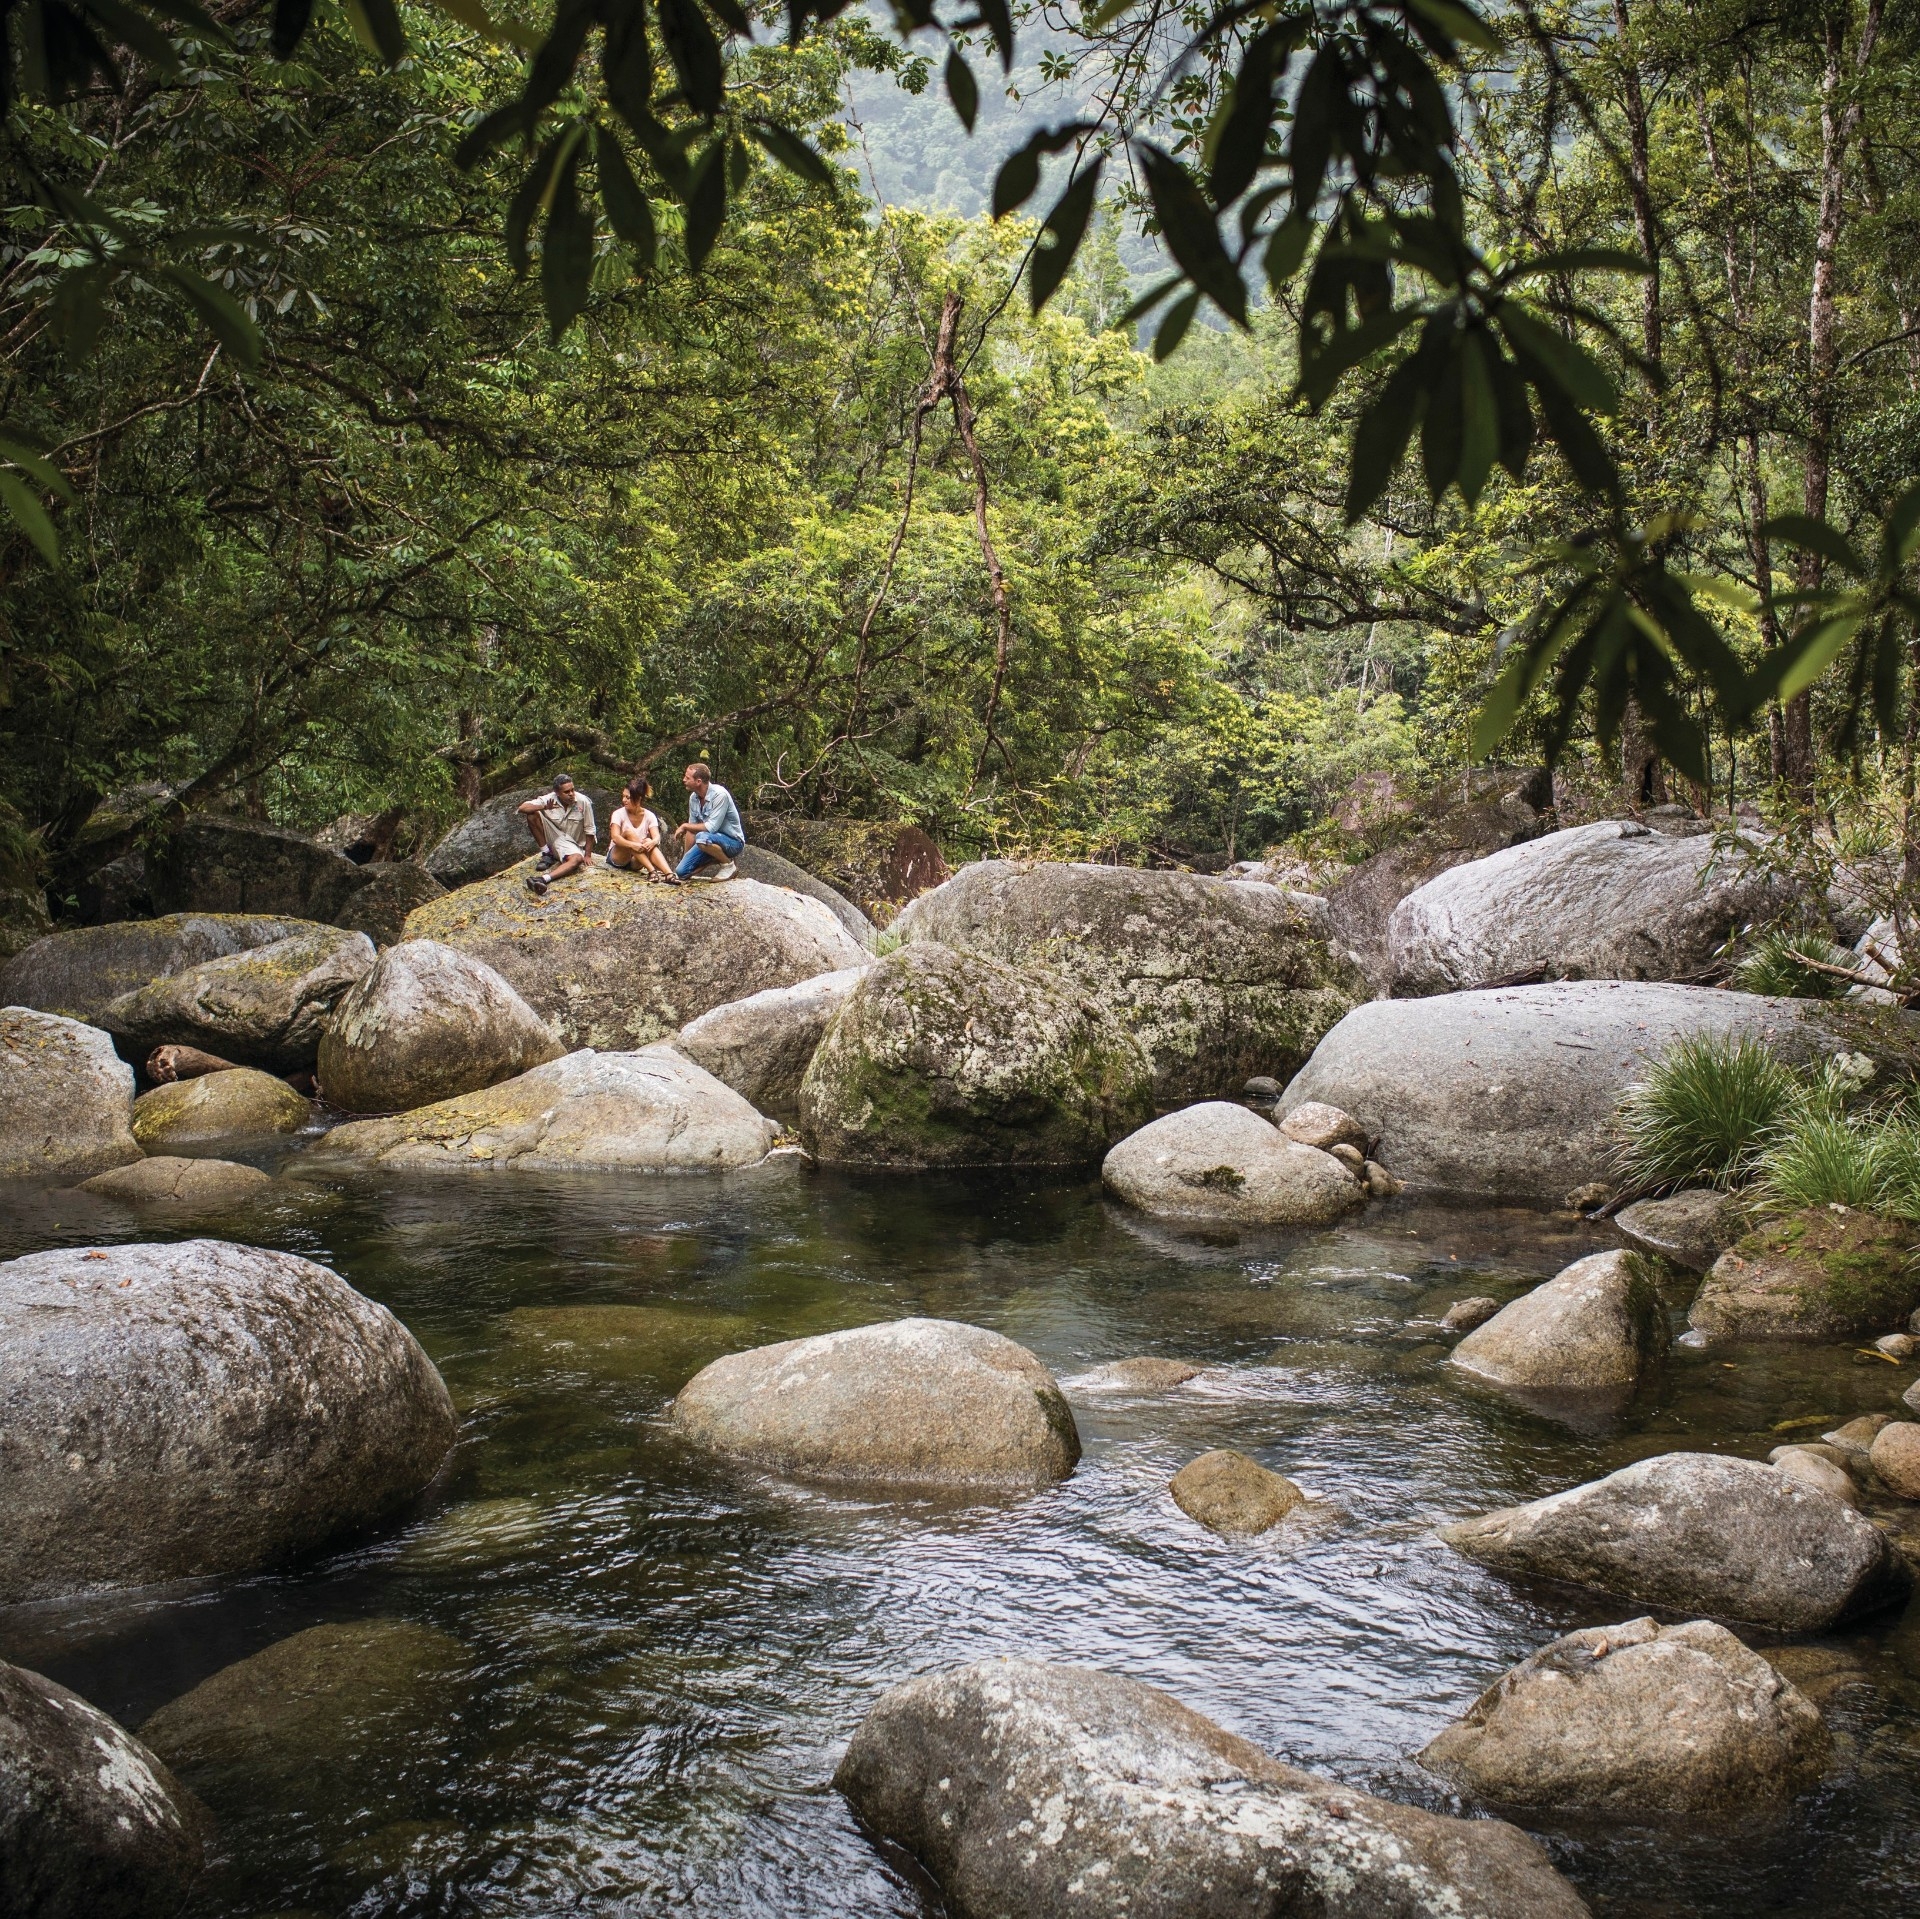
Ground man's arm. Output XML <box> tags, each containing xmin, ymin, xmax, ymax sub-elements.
<box><xmin>518</xmin><ymin>793</ymin><xmax>553</xmax><ymax>816</ymax></box>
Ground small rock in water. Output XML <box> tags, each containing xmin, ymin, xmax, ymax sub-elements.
<box><xmin>1070</xmin><ymin>1357</ymin><xmax>1203</xmax><ymax>1392</ymax></box>
<box><xmin>1613</xmin><ymin>1188</ymin><xmax>1742</xmax><ymax>1274</ymax></box>
<box><xmin>1869</xmin><ymin>1421</ymin><xmax>1920</xmax><ymax>1499</ymax></box>
<box><xmin>834</xmin><ymin>1659</ymin><xmax>1589</xmax><ymax>1919</ymax></box>
<box><xmin>1907</xmin><ymin>1376</ymin><xmax>1920</xmax><ymax>1413</ymax></box>
<box><xmin>1328</xmin><ymin>1141</ymin><xmax>1366</xmax><ymax>1173</ymax></box>
<box><xmin>0</xmin><ymin>1656</ymin><xmax>208</xmax><ymax>1919</ymax></box>
<box><xmin>1910</xmin><ymin>1304</ymin><xmax>1920</xmax><ymax>1335</ymax></box>
<box><xmin>78</xmin><ymin>1156</ymin><xmax>271</xmax><ymax>1208</ymax></box>
<box><xmin>1690</xmin><ymin>1209</ymin><xmax>1920</xmax><ymax>1341</ymax></box>
<box><xmin>1875</xmin><ymin>1332</ymin><xmax>1917</xmax><ymax>1360</ymax></box>
<box><xmin>1363</xmin><ymin>1159</ymin><xmax>1404</xmax><ymax>1197</ymax></box>
<box><xmin>1564</xmin><ymin>1180</ymin><xmax>1612</xmax><ymax>1213</ymax></box>
<box><xmin>1447</xmin><ymin>1251</ymin><xmax>1664</xmax><ymax>1395</ymax></box>
<box><xmin>1824</xmin><ymin>1412</ymin><xmax>1896</xmax><ymax>1456</ymax></box>
<box><xmin>1102</xmin><ymin>1102</ymin><xmax>1366</xmax><ymax>1227</ymax></box>
<box><xmin>1241</xmin><ymin>1075</ymin><xmax>1283</xmax><ymax>1109</ymax></box>
<box><xmin>1768</xmin><ymin>1445</ymin><xmax>1859</xmax><ymax>1508</ymax></box>
<box><xmin>1276</xmin><ymin>1098</ymin><xmax>1367</xmax><ymax>1152</ymax></box>
<box><xmin>1418</xmin><ymin>1616</ymin><xmax>1830</xmax><ymax>1817</ymax></box>
<box><xmin>1441</xmin><ymin>1296</ymin><xmax>1502</xmax><ymax>1334</ymax></box>
<box><xmin>1169</xmin><ymin>1449</ymin><xmax>1302</xmax><ymax>1538</ymax></box>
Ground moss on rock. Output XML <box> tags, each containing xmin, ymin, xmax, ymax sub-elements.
<box><xmin>1688</xmin><ymin>1207</ymin><xmax>1920</xmax><ymax>1341</ymax></box>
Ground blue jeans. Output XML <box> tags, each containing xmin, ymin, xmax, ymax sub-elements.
<box><xmin>676</xmin><ymin>830</ymin><xmax>743</xmax><ymax>878</ymax></box>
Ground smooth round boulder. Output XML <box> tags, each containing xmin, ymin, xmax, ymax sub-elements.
<box><xmin>404</xmin><ymin>860</ymin><xmax>864</xmax><ymax>1050</ymax></box>
<box><xmin>893</xmin><ymin>859</ymin><xmax>1363</xmax><ymax>1101</ymax></box>
<box><xmin>1770</xmin><ymin>1444</ymin><xmax>1859</xmax><ymax>1507</ymax></box>
<box><xmin>0</xmin><ymin>1239</ymin><xmax>456</xmax><ymax>1603</ymax></box>
<box><xmin>1448</xmin><ymin>1251</ymin><xmax>1665</xmax><ymax>1399</ymax></box>
<box><xmin>1386</xmin><ymin>819</ymin><xmax>1792</xmax><ymax>996</ymax></box>
<box><xmin>834</xmin><ymin>1659</ymin><xmax>1588</xmax><ymax>1919</ymax></box>
<box><xmin>733</xmin><ymin>843</ymin><xmax>874</xmax><ymax>948</ymax></box>
<box><xmin>1441</xmin><ymin>1297</ymin><xmax>1502</xmax><ymax>1333</ymax></box>
<box><xmin>1278</xmin><ymin>981</ymin><xmax>1915</xmax><ymax>1203</ymax></box>
<box><xmin>296</xmin><ymin>1045</ymin><xmax>774</xmax><ymax>1174</ymax></box>
<box><xmin>1613</xmin><ymin>1188</ymin><xmax>1744</xmax><ymax>1273</ymax></box>
<box><xmin>1101</xmin><ymin>1102</ymin><xmax>1364</xmax><ymax>1226</ymax></box>
<box><xmin>99</xmin><ymin>924</ymin><xmax>374</xmax><ymax>1073</ymax></box>
<box><xmin>78</xmin><ymin>1155</ymin><xmax>272</xmax><ymax>1206</ymax></box>
<box><xmin>0</xmin><ymin>912</ymin><xmax>307</xmax><ymax>1024</ymax></box>
<box><xmin>316</xmin><ymin>939</ymin><xmax>562</xmax><ymax>1114</ymax></box>
<box><xmin>1069</xmin><ymin>1357</ymin><xmax>1204</xmax><ymax>1392</ymax></box>
<box><xmin>1277</xmin><ymin>1099</ymin><xmax>1368</xmax><ymax>1152</ymax></box>
<box><xmin>1169</xmin><ymin>1449</ymin><xmax>1303</xmax><ymax>1537</ymax></box>
<box><xmin>675</xmin><ymin>965</ymin><xmax>869</xmax><ymax>1121</ymax></box>
<box><xmin>797</xmin><ymin>942</ymin><xmax>1153</xmax><ymax>1168</ymax></box>
<box><xmin>0</xmin><ymin>1006</ymin><xmax>139</xmax><ymax>1181</ymax></box>
<box><xmin>1440</xmin><ymin>1451</ymin><xmax>1910</xmax><ymax>1632</ymax></box>
<box><xmin>1418</xmin><ymin>1616</ymin><xmax>1830</xmax><ymax>1816</ymax></box>
<box><xmin>671</xmin><ymin>1318</ymin><xmax>1079</xmax><ymax>1492</ymax></box>
<box><xmin>1869</xmin><ymin>1420</ymin><xmax>1920</xmax><ymax>1499</ymax></box>
<box><xmin>131</xmin><ymin>1067</ymin><xmax>311</xmax><ymax>1148</ymax></box>
<box><xmin>0</xmin><ymin>1656</ymin><xmax>207</xmax><ymax>1919</ymax></box>
<box><xmin>1689</xmin><ymin>1209</ymin><xmax>1920</xmax><ymax>1341</ymax></box>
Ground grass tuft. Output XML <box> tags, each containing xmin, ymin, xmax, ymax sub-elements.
<box><xmin>1616</xmin><ymin>1032</ymin><xmax>1802</xmax><ymax>1194</ymax></box>
<box><xmin>1731</xmin><ymin>930</ymin><xmax>1851</xmax><ymax>1001</ymax></box>
<box><xmin>1758</xmin><ymin>1106</ymin><xmax>1920</xmax><ymax>1221</ymax></box>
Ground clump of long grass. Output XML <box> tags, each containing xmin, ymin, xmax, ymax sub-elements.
<box><xmin>1731</xmin><ymin>929</ymin><xmax>1852</xmax><ymax>1001</ymax></box>
<box><xmin>1616</xmin><ymin>1032</ymin><xmax>1803</xmax><ymax>1194</ymax></box>
<box><xmin>1757</xmin><ymin>1104</ymin><xmax>1920</xmax><ymax>1221</ymax></box>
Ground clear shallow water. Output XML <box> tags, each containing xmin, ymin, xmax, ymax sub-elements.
<box><xmin>3</xmin><ymin>1164</ymin><xmax>1918</xmax><ymax>1918</ymax></box>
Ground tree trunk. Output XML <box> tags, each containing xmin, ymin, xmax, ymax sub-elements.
<box><xmin>1610</xmin><ymin>0</ymin><xmax>1662</xmax><ymax>366</ymax></box>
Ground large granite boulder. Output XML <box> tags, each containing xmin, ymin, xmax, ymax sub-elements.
<box><xmin>1324</xmin><ymin>767</ymin><xmax>1554</xmax><ymax>989</ymax></box>
<box><xmin>675</xmin><ymin>965</ymin><xmax>868</xmax><ymax>1121</ymax></box>
<box><xmin>423</xmin><ymin>783</ymin><xmax>617</xmax><ymax>889</ymax></box>
<box><xmin>1448</xmin><ymin>1251</ymin><xmax>1665</xmax><ymax>1403</ymax></box>
<box><xmin>1418</xmin><ymin>1616</ymin><xmax>1829</xmax><ymax>1816</ymax></box>
<box><xmin>672</xmin><ymin>1318</ymin><xmax>1080</xmax><ymax>1491</ymax></box>
<box><xmin>0</xmin><ymin>1239</ymin><xmax>456</xmax><ymax>1603</ymax></box>
<box><xmin>0</xmin><ymin>913</ymin><xmax>309</xmax><ymax>1025</ymax></box>
<box><xmin>893</xmin><ymin>859</ymin><xmax>1364</xmax><ymax>1101</ymax></box>
<box><xmin>1278</xmin><ymin>981</ymin><xmax>1914</xmax><ymax>1203</ymax></box>
<box><xmin>1101</xmin><ymin>1102</ymin><xmax>1365</xmax><ymax>1226</ymax></box>
<box><xmin>316</xmin><ymin>939</ymin><xmax>561</xmax><ymax>1115</ymax></box>
<box><xmin>330</xmin><ymin>860</ymin><xmax>446</xmax><ymax>947</ymax></box>
<box><xmin>734</xmin><ymin>844</ymin><xmax>873</xmax><ymax>948</ymax></box>
<box><xmin>796</xmin><ymin>942</ymin><xmax>1153</xmax><ymax>1167</ymax></box>
<box><xmin>130</xmin><ymin>1068</ymin><xmax>312</xmax><ymax>1149</ymax></box>
<box><xmin>403</xmin><ymin>862</ymin><xmax>865</xmax><ymax>1050</ymax></box>
<box><xmin>1386</xmin><ymin>820</ymin><xmax>1791</xmax><ymax>997</ymax></box>
<box><xmin>98</xmin><ymin>924</ymin><xmax>375</xmax><ymax>1073</ymax></box>
<box><xmin>1440</xmin><ymin>1451</ymin><xmax>1910</xmax><ymax>1632</ymax></box>
<box><xmin>0</xmin><ymin>1007</ymin><xmax>139</xmax><ymax>1181</ymax></box>
<box><xmin>297</xmin><ymin>1045</ymin><xmax>774</xmax><ymax>1174</ymax></box>
<box><xmin>835</xmin><ymin>1659</ymin><xmax>1589</xmax><ymax>1919</ymax></box>
<box><xmin>0</xmin><ymin>1657</ymin><xmax>207</xmax><ymax>1919</ymax></box>
<box><xmin>145</xmin><ymin>813</ymin><xmax>363</xmax><ymax>920</ymax></box>
<box><xmin>1688</xmin><ymin>1209</ymin><xmax>1920</xmax><ymax>1341</ymax></box>
<box><xmin>78</xmin><ymin>1156</ymin><xmax>272</xmax><ymax>1207</ymax></box>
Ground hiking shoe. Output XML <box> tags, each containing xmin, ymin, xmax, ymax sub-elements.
<box><xmin>535</xmin><ymin>849</ymin><xmax>557</xmax><ymax>870</ymax></box>
<box><xmin>710</xmin><ymin>861</ymin><xmax>737</xmax><ymax>882</ymax></box>
<box><xmin>524</xmin><ymin>873</ymin><xmax>550</xmax><ymax>896</ymax></box>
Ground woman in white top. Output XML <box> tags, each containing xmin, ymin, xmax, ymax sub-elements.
<box><xmin>607</xmin><ymin>777</ymin><xmax>678</xmax><ymax>881</ymax></box>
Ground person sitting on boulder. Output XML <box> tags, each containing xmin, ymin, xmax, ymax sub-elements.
<box><xmin>672</xmin><ymin>761</ymin><xmax>744</xmax><ymax>882</ymax></box>
<box><xmin>519</xmin><ymin>774</ymin><xmax>597</xmax><ymax>896</ymax></box>
<box><xmin>607</xmin><ymin>777</ymin><xmax>677</xmax><ymax>882</ymax></box>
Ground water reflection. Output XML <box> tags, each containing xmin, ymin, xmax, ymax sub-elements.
<box><xmin>1</xmin><ymin>1164</ymin><xmax>1916</xmax><ymax>1917</ymax></box>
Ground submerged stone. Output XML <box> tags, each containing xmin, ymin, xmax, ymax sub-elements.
<box><xmin>1169</xmin><ymin>1449</ymin><xmax>1303</xmax><ymax>1538</ymax></box>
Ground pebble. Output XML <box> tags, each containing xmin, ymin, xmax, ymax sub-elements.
<box><xmin>1769</xmin><ymin>1445</ymin><xmax>1859</xmax><ymax>1507</ymax></box>
<box><xmin>1876</xmin><ymin>1333</ymin><xmax>1918</xmax><ymax>1360</ymax></box>
<box><xmin>1441</xmin><ymin>1297</ymin><xmax>1502</xmax><ymax>1334</ymax></box>
<box><xmin>1825</xmin><ymin>1413</ymin><xmax>1896</xmax><ymax>1455</ymax></box>
<box><xmin>1329</xmin><ymin>1142</ymin><xmax>1366</xmax><ymax>1173</ymax></box>
<box><xmin>1363</xmin><ymin>1160</ymin><xmax>1404</xmax><ymax>1197</ymax></box>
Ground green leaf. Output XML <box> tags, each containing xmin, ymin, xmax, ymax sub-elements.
<box><xmin>541</xmin><ymin>151</ymin><xmax>595</xmax><ymax>342</ymax></box>
<box><xmin>1344</xmin><ymin>354</ymin><xmax>1427</xmax><ymax>522</ymax></box>
<box><xmin>596</xmin><ymin>127</ymin><xmax>657</xmax><ymax>270</ymax></box>
<box><xmin>1420</xmin><ymin>340</ymin><xmax>1464</xmax><ymax>502</ymax></box>
<box><xmin>748</xmin><ymin>120</ymin><xmax>836</xmax><ymax>188</ymax></box>
<box><xmin>270</xmin><ymin>0</ymin><xmax>315</xmax><ymax>59</ymax></box>
<box><xmin>1457</xmin><ymin>329</ymin><xmax>1498</xmax><ymax>506</ymax></box>
<box><xmin>1153</xmin><ymin>290</ymin><xmax>1201</xmax><ymax>361</ymax></box>
<box><xmin>657</xmin><ymin>0</ymin><xmax>725</xmax><ymax>117</ymax></box>
<box><xmin>990</xmin><ymin>123</ymin><xmax>1088</xmax><ymax>219</ymax></box>
<box><xmin>1404</xmin><ymin>0</ymin><xmax>1502</xmax><ymax>54</ymax></box>
<box><xmin>1887</xmin><ymin>484</ymin><xmax>1920</xmax><ymax>566</ymax></box>
<box><xmin>1504</xmin><ymin>246</ymin><xmax>1651</xmax><ymax>280</ymax></box>
<box><xmin>1139</xmin><ymin>145</ymin><xmax>1247</xmax><ymax>327</ymax></box>
<box><xmin>1761</xmin><ymin>513</ymin><xmax>1868</xmax><ymax>580</ymax></box>
<box><xmin>1118</xmin><ymin>272</ymin><xmax>1183</xmax><ymax>328</ymax></box>
<box><xmin>343</xmin><ymin>0</ymin><xmax>407</xmax><ymax>64</ymax></box>
<box><xmin>431</xmin><ymin>0</ymin><xmax>534</xmax><ymax>48</ymax></box>
<box><xmin>1496</xmin><ymin>303</ymin><xmax>1618</xmax><ymax>414</ymax></box>
<box><xmin>1263</xmin><ymin>215</ymin><xmax>1312</xmax><ymax>293</ymax></box>
<box><xmin>683</xmin><ymin>137</ymin><xmax>729</xmax><ymax>270</ymax></box>
<box><xmin>945</xmin><ymin>48</ymin><xmax>978</xmax><ymax>134</ymax></box>
<box><xmin>1771</xmin><ymin>613</ymin><xmax>1863</xmax><ymax>705</ymax></box>
<box><xmin>971</xmin><ymin>0</ymin><xmax>1015</xmax><ymax>68</ymax></box>
<box><xmin>0</xmin><ymin>436</ymin><xmax>74</xmax><ymax>501</ymax></box>
<box><xmin>0</xmin><ymin>474</ymin><xmax>60</xmax><ymax>567</ymax></box>
<box><xmin>1297</xmin><ymin>305</ymin><xmax>1419</xmax><ymax>410</ymax></box>
<box><xmin>158</xmin><ymin>267</ymin><xmax>262</xmax><ymax>369</ymax></box>
<box><xmin>1085</xmin><ymin>0</ymin><xmax>1136</xmax><ymax>27</ymax></box>
<box><xmin>1030</xmin><ymin>161</ymin><xmax>1102</xmax><ymax>313</ymax></box>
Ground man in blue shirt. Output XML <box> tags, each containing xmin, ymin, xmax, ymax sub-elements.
<box><xmin>672</xmin><ymin>762</ymin><xmax>745</xmax><ymax>881</ymax></box>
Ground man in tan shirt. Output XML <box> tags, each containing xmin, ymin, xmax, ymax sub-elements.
<box><xmin>518</xmin><ymin>774</ymin><xmax>597</xmax><ymax>896</ymax></box>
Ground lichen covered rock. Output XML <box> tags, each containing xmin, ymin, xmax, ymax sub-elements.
<box><xmin>1101</xmin><ymin>1102</ymin><xmax>1364</xmax><ymax>1226</ymax></box>
<box><xmin>404</xmin><ymin>861</ymin><xmax>865</xmax><ymax>1049</ymax></box>
<box><xmin>0</xmin><ymin>1239</ymin><xmax>456</xmax><ymax>1602</ymax></box>
<box><xmin>297</xmin><ymin>1044</ymin><xmax>774</xmax><ymax>1174</ymax></box>
<box><xmin>1418</xmin><ymin>1616</ymin><xmax>1830</xmax><ymax>1816</ymax></box>
<box><xmin>0</xmin><ymin>1007</ymin><xmax>139</xmax><ymax>1181</ymax></box>
<box><xmin>893</xmin><ymin>859</ymin><xmax>1363</xmax><ymax>1101</ymax></box>
<box><xmin>0</xmin><ymin>1657</ymin><xmax>207</xmax><ymax>1919</ymax></box>
<box><xmin>131</xmin><ymin>1067</ymin><xmax>312</xmax><ymax>1148</ymax></box>
<box><xmin>100</xmin><ymin>923</ymin><xmax>375</xmax><ymax>1073</ymax></box>
<box><xmin>797</xmin><ymin>941</ymin><xmax>1153</xmax><ymax>1167</ymax></box>
<box><xmin>1613</xmin><ymin>1189</ymin><xmax>1745</xmax><ymax>1273</ymax></box>
<box><xmin>834</xmin><ymin>1659</ymin><xmax>1590</xmax><ymax>1919</ymax></box>
<box><xmin>145</xmin><ymin>814</ymin><xmax>363</xmax><ymax>919</ymax></box>
<box><xmin>676</xmin><ymin>965</ymin><xmax>868</xmax><ymax>1121</ymax></box>
<box><xmin>672</xmin><ymin>1317</ymin><xmax>1080</xmax><ymax>1491</ymax></box>
<box><xmin>317</xmin><ymin>939</ymin><xmax>561</xmax><ymax>1114</ymax></box>
<box><xmin>1688</xmin><ymin>1208</ymin><xmax>1920</xmax><ymax>1341</ymax></box>
<box><xmin>78</xmin><ymin>1155</ymin><xmax>272</xmax><ymax>1207</ymax></box>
